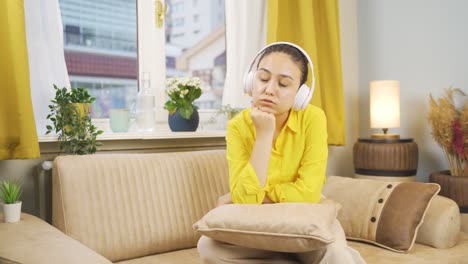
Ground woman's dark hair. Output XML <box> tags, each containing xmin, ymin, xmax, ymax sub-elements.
<box><xmin>257</xmin><ymin>44</ymin><xmax>309</xmax><ymax>86</ymax></box>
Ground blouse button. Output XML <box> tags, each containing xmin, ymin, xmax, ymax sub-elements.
<box><xmin>378</xmin><ymin>198</ymin><xmax>384</xmax><ymax>203</ymax></box>
<box><xmin>387</xmin><ymin>184</ymin><xmax>393</xmax><ymax>189</ymax></box>
<box><xmin>370</xmin><ymin>217</ymin><xmax>376</xmax><ymax>223</ymax></box>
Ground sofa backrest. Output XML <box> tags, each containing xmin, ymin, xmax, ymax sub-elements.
<box><xmin>52</xmin><ymin>150</ymin><xmax>229</xmax><ymax>262</ymax></box>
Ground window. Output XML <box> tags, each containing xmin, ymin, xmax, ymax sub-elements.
<box><xmin>164</xmin><ymin>0</ymin><xmax>226</xmax><ymax>110</ymax></box>
<box><xmin>171</xmin><ymin>2</ymin><xmax>184</xmax><ymax>12</ymax></box>
<box><xmin>174</xmin><ymin>17</ymin><xmax>185</xmax><ymax>27</ymax></box>
<box><xmin>59</xmin><ymin>0</ymin><xmax>137</xmax><ymax>119</ymax></box>
<box><xmin>56</xmin><ymin>0</ymin><xmax>227</xmax><ymax>132</ymax></box>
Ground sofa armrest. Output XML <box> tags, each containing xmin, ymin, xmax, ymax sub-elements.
<box><xmin>416</xmin><ymin>195</ymin><xmax>460</xmax><ymax>248</ymax></box>
<box><xmin>0</xmin><ymin>213</ymin><xmax>111</xmax><ymax>264</ymax></box>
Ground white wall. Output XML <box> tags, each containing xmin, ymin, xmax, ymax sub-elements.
<box><xmin>356</xmin><ymin>0</ymin><xmax>468</xmax><ymax>181</ymax></box>
<box><xmin>329</xmin><ymin>0</ymin><xmax>468</xmax><ymax>181</ymax></box>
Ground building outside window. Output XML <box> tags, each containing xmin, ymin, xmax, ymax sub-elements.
<box><xmin>166</xmin><ymin>0</ymin><xmax>226</xmax><ymax>109</ymax></box>
<box><xmin>59</xmin><ymin>0</ymin><xmax>137</xmax><ymax>118</ymax></box>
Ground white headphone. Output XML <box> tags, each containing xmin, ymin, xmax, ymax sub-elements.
<box><xmin>243</xmin><ymin>41</ymin><xmax>315</xmax><ymax>111</ymax></box>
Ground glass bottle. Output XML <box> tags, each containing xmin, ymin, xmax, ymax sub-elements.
<box><xmin>136</xmin><ymin>72</ymin><xmax>155</xmax><ymax>132</ymax></box>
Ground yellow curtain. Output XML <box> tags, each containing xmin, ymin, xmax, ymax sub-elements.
<box><xmin>0</xmin><ymin>0</ymin><xmax>40</xmax><ymax>159</ymax></box>
<box><xmin>267</xmin><ymin>0</ymin><xmax>345</xmax><ymax>145</ymax></box>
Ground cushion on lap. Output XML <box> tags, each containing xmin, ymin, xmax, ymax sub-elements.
<box><xmin>193</xmin><ymin>202</ymin><xmax>338</xmax><ymax>253</ymax></box>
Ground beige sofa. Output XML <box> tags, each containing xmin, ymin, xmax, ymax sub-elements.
<box><xmin>1</xmin><ymin>150</ymin><xmax>467</xmax><ymax>264</ymax></box>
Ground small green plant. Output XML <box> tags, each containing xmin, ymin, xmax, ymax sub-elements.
<box><xmin>218</xmin><ymin>104</ymin><xmax>243</xmax><ymax>120</ymax></box>
<box><xmin>46</xmin><ymin>85</ymin><xmax>103</xmax><ymax>155</ymax></box>
<box><xmin>164</xmin><ymin>77</ymin><xmax>203</xmax><ymax>119</ymax></box>
<box><xmin>0</xmin><ymin>180</ymin><xmax>22</xmax><ymax>204</ymax></box>
<box><xmin>69</xmin><ymin>87</ymin><xmax>96</xmax><ymax>103</ymax></box>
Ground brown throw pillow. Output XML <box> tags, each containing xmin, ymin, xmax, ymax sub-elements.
<box><xmin>322</xmin><ymin>176</ymin><xmax>440</xmax><ymax>253</ymax></box>
<box><xmin>193</xmin><ymin>202</ymin><xmax>338</xmax><ymax>253</ymax></box>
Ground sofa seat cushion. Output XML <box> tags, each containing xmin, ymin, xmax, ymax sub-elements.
<box><xmin>113</xmin><ymin>234</ymin><xmax>468</xmax><ymax>264</ymax></box>
<box><xmin>349</xmin><ymin>232</ymin><xmax>468</xmax><ymax>264</ymax></box>
<box><xmin>114</xmin><ymin>248</ymin><xmax>202</xmax><ymax>264</ymax></box>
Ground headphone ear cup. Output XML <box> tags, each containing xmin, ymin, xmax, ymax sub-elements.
<box><xmin>243</xmin><ymin>71</ymin><xmax>256</xmax><ymax>96</ymax></box>
<box><xmin>293</xmin><ymin>84</ymin><xmax>312</xmax><ymax>110</ymax></box>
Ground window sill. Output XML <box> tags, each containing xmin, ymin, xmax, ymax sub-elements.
<box><xmin>38</xmin><ymin>130</ymin><xmax>226</xmax><ymax>143</ymax></box>
<box><xmin>38</xmin><ymin>116</ymin><xmax>228</xmax><ymax>154</ymax></box>
<box><xmin>38</xmin><ymin>130</ymin><xmax>227</xmax><ymax>154</ymax></box>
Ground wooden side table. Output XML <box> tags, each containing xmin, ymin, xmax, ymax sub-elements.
<box><xmin>353</xmin><ymin>138</ymin><xmax>419</xmax><ymax>182</ymax></box>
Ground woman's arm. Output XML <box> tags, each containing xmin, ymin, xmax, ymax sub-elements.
<box><xmin>249</xmin><ymin>106</ymin><xmax>275</xmax><ymax>187</ymax></box>
<box><xmin>227</xmin><ymin>108</ymin><xmax>275</xmax><ymax>204</ymax></box>
<box><xmin>216</xmin><ymin>192</ymin><xmax>273</xmax><ymax>207</ymax></box>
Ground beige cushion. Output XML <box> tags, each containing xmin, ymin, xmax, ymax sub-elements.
<box><xmin>416</xmin><ymin>195</ymin><xmax>460</xmax><ymax>248</ymax></box>
<box><xmin>322</xmin><ymin>176</ymin><xmax>440</xmax><ymax>253</ymax></box>
<box><xmin>193</xmin><ymin>202</ymin><xmax>337</xmax><ymax>253</ymax></box>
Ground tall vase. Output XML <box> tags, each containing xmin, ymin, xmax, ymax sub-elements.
<box><xmin>168</xmin><ymin>107</ymin><xmax>199</xmax><ymax>132</ymax></box>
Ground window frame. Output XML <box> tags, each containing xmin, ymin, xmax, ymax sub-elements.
<box><xmin>137</xmin><ymin>0</ymin><xmax>167</xmax><ymax>124</ymax></box>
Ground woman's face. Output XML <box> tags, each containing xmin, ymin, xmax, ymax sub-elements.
<box><xmin>252</xmin><ymin>52</ymin><xmax>302</xmax><ymax>116</ymax></box>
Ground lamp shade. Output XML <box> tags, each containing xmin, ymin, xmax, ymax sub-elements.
<box><xmin>370</xmin><ymin>80</ymin><xmax>400</xmax><ymax>129</ymax></box>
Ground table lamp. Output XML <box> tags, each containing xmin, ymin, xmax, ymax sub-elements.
<box><xmin>353</xmin><ymin>80</ymin><xmax>418</xmax><ymax>182</ymax></box>
<box><xmin>370</xmin><ymin>80</ymin><xmax>400</xmax><ymax>140</ymax></box>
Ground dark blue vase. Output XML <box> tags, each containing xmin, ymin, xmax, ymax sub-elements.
<box><xmin>168</xmin><ymin>107</ymin><xmax>199</xmax><ymax>132</ymax></box>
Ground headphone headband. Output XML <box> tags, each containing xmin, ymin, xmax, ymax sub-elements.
<box><xmin>245</xmin><ymin>41</ymin><xmax>315</xmax><ymax>91</ymax></box>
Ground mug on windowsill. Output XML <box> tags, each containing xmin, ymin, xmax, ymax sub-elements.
<box><xmin>109</xmin><ymin>108</ymin><xmax>130</xmax><ymax>133</ymax></box>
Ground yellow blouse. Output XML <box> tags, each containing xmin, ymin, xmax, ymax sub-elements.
<box><xmin>226</xmin><ymin>104</ymin><xmax>328</xmax><ymax>204</ymax></box>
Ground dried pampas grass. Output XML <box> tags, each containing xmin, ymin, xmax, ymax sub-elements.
<box><xmin>428</xmin><ymin>88</ymin><xmax>467</xmax><ymax>176</ymax></box>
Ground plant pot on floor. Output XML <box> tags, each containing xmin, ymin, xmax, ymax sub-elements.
<box><xmin>2</xmin><ymin>201</ymin><xmax>22</xmax><ymax>223</ymax></box>
<box><xmin>429</xmin><ymin>171</ymin><xmax>468</xmax><ymax>213</ymax></box>
<box><xmin>168</xmin><ymin>107</ymin><xmax>199</xmax><ymax>132</ymax></box>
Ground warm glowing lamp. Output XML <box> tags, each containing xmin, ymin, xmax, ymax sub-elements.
<box><xmin>353</xmin><ymin>80</ymin><xmax>418</xmax><ymax>182</ymax></box>
<box><xmin>370</xmin><ymin>80</ymin><xmax>400</xmax><ymax>140</ymax></box>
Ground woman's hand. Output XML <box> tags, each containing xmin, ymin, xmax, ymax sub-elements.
<box><xmin>217</xmin><ymin>192</ymin><xmax>274</xmax><ymax>206</ymax></box>
<box><xmin>217</xmin><ymin>193</ymin><xmax>233</xmax><ymax>207</ymax></box>
<box><xmin>251</xmin><ymin>105</ymin><xmax>275</xmax><ymax>138</ymax></box>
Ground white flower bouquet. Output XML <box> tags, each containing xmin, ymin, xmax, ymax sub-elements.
<box><xmin>164</xmin><ymin>77</ymin><xmax>202</xmax><ymax>120</ymax></box>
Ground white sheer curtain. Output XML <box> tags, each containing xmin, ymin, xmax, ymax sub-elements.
<box><xmin>24</xmin><ymin>0</ymin><xmax>70</xmax><ymax>135</ymax></box>
<box><xmin>223</xmin><ymin>0</ymin><xmax>267</xmax><ymax>109</ymax></box>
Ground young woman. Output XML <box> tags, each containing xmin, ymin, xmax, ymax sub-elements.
<box><xmin>197</xmin><ymin>43</ymin><xmax>366</xmax><ymax>264</ymax></box>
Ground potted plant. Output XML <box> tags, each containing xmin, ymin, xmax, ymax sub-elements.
<box><xmin>427</xmin><ymin>87</ymin><xmax>468</xmax><ymax>212</ymax></box>
<box><xmin>164</xmin><ymin>77</ymin><xmax>203</xmax><ymax>131</ymax></box>
<box><xmin>0</xmin><ymin>180</ymin><xmax>23</xmax><ymax>223</ymax></box>
<box><xmin>46</xmin><ymin>85</ymin><xmax>103</xmax><ymax>154</ymax></box>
